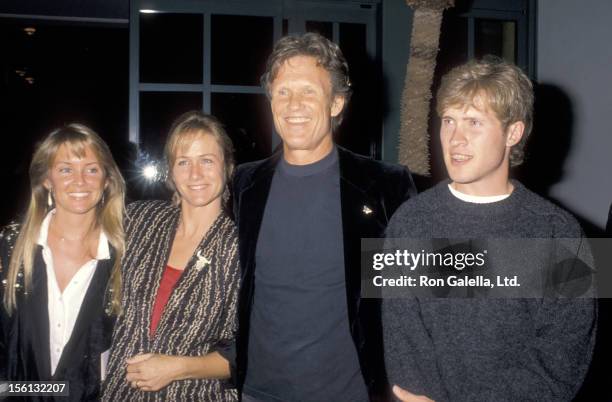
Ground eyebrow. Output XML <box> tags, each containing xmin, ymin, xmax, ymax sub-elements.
<box><xmin>54</xmin><ymin>161</ymin><xmax>100</xmax><ymax>165</ymax></box>
<box><xmin>176</xmin><ymin>153</ymin><xmax>217</xmax><ymax>158</ymax></box>
<box><xmin>275</xmin><ymin>79</ymin><xmax>318</xmax><ymax>87</ymax></box>
<box><xmin>442</xmin><ymin>112</ymin><xmax>482</xmax><ymax>119</ymax></box>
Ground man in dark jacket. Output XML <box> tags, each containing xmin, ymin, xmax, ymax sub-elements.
<box><xmin>232</xmin><ymin>33</ymin><xmax>415</xmax><ymax>402</ymax></box>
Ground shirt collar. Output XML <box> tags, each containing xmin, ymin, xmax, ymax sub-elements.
<box><xmin>37</xmin><ymin>209</ymin><xmax>111</xmax><ymax>260</ymax></box>
<box><xmin>447</xmin><ymin>184</ymin><xmax>511</xmax><ymax>204</ymax></box>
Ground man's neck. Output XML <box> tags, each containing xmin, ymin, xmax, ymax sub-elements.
<box><xmin>448</xmin><ymin>184</ymin><xmax>512</xmax><ymax>204</ymax></box>
<box><xmin>283</xmin><ymin>139</ymin><xmax>334</xmax><ymax>166</ymax></box>
<box><xmin>451</xmin><ymin>179</ymin><xmax>514</xmax><ymax>197</ymax></box>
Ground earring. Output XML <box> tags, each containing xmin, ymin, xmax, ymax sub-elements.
<box><xmin>101</xmin><ymin>192</ymin><xmax>105</xmax><ymax>205</ymax></box>
<box><xmin>47</xmin><ymin>189</ymin><xmax>53</xmax><ymax>207</ymax></box>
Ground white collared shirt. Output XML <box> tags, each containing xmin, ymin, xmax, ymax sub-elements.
<box><xmin>37</xmin><ymin>210</ymin><xmax>110</xmax><ymax>375</ymax></box>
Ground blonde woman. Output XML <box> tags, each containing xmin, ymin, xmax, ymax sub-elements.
<box><xmin>103</xmin><ymin>111</ymin><xmax>239</xmax><ymax>401</ymax></box>
<box><xmin>0</xmin><ymin>124</ymin><xmax>125</xmax><ymax>401</ymax></box>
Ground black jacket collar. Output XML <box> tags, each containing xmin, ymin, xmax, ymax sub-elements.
<box><xmin>235</xmin><ymin>145</ymin><xmax>390</xmax><ymax>334</ymax></box>
<box><xmin>25</xmin><ymin>245</ymin><xmax>113</xmax><ymax>380</ymax></box>
<box><xmin>26</xmin><ymin>248</ymin><xmax>52</xmax><ymax>379</ymax></box>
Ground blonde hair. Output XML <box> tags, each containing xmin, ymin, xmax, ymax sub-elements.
<box><xmin>164</xmin><ymin>111</ymin><xmax>235</xmax><ymax>208</ymax></box>
<box><xmin>4</xmin><ymin>124</ymin><xmax>126</xmax><ymax>314</ymax></box>
<box><xmin>436</xmin><ymin>56</ymin><xmax>534</xmax><ymax>166</ymax></box>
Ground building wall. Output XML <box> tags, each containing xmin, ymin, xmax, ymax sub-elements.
<box><xmin>537</xmin><ymin>0</ymin><xmax>612</xmax><ymax>229</ymax></box>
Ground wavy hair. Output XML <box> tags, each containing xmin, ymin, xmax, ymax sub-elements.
<box><xmin>4</xmin><ymin>124</ymin><xmax>126</xmax><ymax>314</ymax></box>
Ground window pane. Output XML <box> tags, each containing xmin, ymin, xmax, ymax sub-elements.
<box><xmin>211</xmin><ymin>93</ymin><xmax>272</xmax><ymax>163</ymax></box>
<box><xmin>139</xmin><ymin>92</ymin><xmax>203</xmax><ymax>158</ymax></box>
<box><xmin>211</xmin><ymin>15</ymin><xmax>273</xmax><ymax>86</ymax></box>
<box><xmin>437</xmin><ymin>13</ymin><xmax>468</xmax><ymax>75</ymax></box>
<box><xmin>140</xmin><ymin>13</ymin><xmax>203</xmax><ymax>83</ymax></box>
<box><xmin>337</xmin><ymin>23</ymin><xmax>376</xmax><ymax>157</ymax></box>
<box><xmin>475</xmin><ymin>19</ymin><xmax>516</xmax><ymax>63</ymax></box>
<box><xmin>0</xmin><ymin>21</ymin><xmax>128</xmax><ymax>223</ymax></box>
<box><xmin>306</xmin><ymin>21</ymin><xmax>333</xmax><ymax>40</ymax></box>
<box><xmin>339</xmin><ymin>23</ymin><xmax>366</xmax><ymax>77</ymax></box>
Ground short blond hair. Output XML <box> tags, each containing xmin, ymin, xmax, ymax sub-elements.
<box><xmin>436</xmin><ymin>56</ymin><xmax>534</xmax><ymax>166</ymax></box>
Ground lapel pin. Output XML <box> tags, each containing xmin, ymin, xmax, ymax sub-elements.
<box><xmin>195</xmin><ymin>250</ymin><xmax>211</xmax><ymax>272</ymax></box>
<box><xmin>362</xmin><ymin>205</ymin><xmax>373</xmax><ymax>215</ymax></box>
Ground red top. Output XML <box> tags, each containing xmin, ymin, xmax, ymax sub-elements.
<box><xmin>150</xmin><ymin>265</ymin><xmax>183</xmax><ymax>336</ymax></box>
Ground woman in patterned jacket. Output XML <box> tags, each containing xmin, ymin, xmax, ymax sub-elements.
<box><xmin>102</xmin><ymin>111</ymin><xmax>239</xmax><ymax>401</ymax></box>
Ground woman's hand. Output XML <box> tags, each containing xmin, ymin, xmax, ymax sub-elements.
<box><xmin>392</xmin><ymin>385</ymin><xmax>435</xmax><ymax>402</ymax></box>
<box><xmin>124</xmin><ymin>351</ymin><xmax>230</xmax><ymax>392</ymax></box>
<box><xmin>125</xmin><ymin>353</ymin><xmax>180</xmax><ymax>392</ymax></box>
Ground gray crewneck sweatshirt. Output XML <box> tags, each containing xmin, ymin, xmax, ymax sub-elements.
<box><xmin>383</xmin><ymin>181</ymin><xmax>597</xmax><ymax>402</ymax></box>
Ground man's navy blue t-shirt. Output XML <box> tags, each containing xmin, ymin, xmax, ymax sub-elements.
<box><xmin>244</xmin><ymin>148</ymin><xmax>368</xmax><ymax>402</ymax></box>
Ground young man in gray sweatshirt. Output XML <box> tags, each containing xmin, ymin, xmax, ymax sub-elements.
<box><xmin>383</xmin><ymin>57</ymin><xmax>596</xmax><ymax>402</ymax></box>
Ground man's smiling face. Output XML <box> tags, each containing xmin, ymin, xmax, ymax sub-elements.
<box><xmin>269</xmin><ymin>55</ymin><xmax>344</xmax><ymax>164</ymax></box>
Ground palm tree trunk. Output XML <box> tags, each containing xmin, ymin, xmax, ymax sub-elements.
<box><xmin>398</xmin><ymin>0</ymin><xmax>454</xmax><ymax>176</ymax></box>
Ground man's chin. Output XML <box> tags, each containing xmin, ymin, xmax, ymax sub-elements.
<box><xmin>447</xmin><ymin>175</ymin><xmax>476</xmax><ymax>186</ymax></box>
<box><xmin>283</xmin><ymin>140</ymin><xmax>312</xmax><ymax>152</ymax></box>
